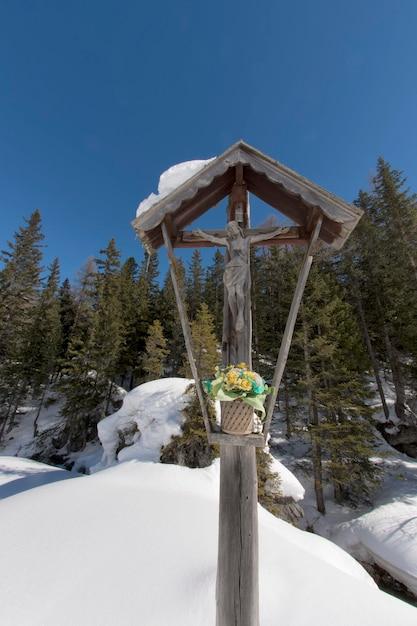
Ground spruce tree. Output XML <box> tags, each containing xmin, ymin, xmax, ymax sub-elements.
<box><xmin>143</xmin><ymin>320</ymin><xmax>168</xmax><ymax>381</ymax></box>
<box><xmin>187</xmin><ymin>249</ymin><xmax>204</xmax><ymax>320</ymax></box>
<box><xmin>22</xmin><ymin>258</ymin><xmax>62</xmax><ymax>397</ymax></box>
<box><xmin>59</xmin><ymin>259</ymin><xmax>99</xmax><ymax>451</ymax></box>
<box><xmin>91</xmin><ymin>239</ymin><xmax>123</xmax><ymax>414</ymax></box>
<box><xmin>158</xmin><ymin>260</ymin><xmax>187</xmax><ymax>375</ymax></box>
<box><xmin>182</xmin><ymin>303</ymin><xmax>218</xmax><ymax>379</ymax></box>
<box><xmin>58</xmin><ymin>278</ymin><xmax>77</xmax><ymax>366</ymax></box>
<box><xmin>0</xmin><ymin>210</ymin><xmax>44</xmax><ymax>439</ymax></box>
<box><xmin>23</xmin><ymin>259</ymin><xmax>62</xmax><ymax>435</ymax></box>
<box><xmin>117</xmin><ymin>257</ymin><xmax>149</xmax><ymax>389</ymax></box>
<box><xmin>204</xmin><ymin>250</ymin><xmax>224</xmax><ymax>340</ymax></box>
<box><xmin>295</xmin><ymin>257</ymin><xmax>378</xmax><ymax>508</ymax></box>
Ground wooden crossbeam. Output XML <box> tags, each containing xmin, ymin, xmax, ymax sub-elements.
<box><xmin>262</xmin><ymin>216</ymin><xmax>323</xmax><ymax>443</ymax></box>
<box><xmin>174</xmin><ymin>226</ymin><xmax>307</xmax><ymax>248</ymax></box>
<box><xmin>161</xmin><ymin>221</ymin><xmax>212</xmax><ymax>437</ymax></box>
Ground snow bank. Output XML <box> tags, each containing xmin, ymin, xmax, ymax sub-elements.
<box><xmin>335</xmin><ymin>497</ymin><xmax>417</xmax><ymax>595</ymax></box>
<box><xmin>270</xmin><ymin>457</ymin><xmax>305</xmax><ymax>502</ymax></box>
<box><xmin>0</xmin><ymin>456</ymin><xmax>70</xmax><ymax>500</ymax></box>
<box><xmin>96</xmin><ymin>378</ymin><xmax>192</xmax><ymax>468</ymax></box>
<box><xmin>0</xmin><ymin>459</ymin><xmax>415</xmax><ymax>626</ymax></box>
<box><xmin>136</xmin><ymin>158</ymin><xmax>215</xmax><ymax>217</ymax></box>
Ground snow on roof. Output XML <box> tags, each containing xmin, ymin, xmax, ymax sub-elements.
<box><xmin>136</xmin><ymin>158</ymin><xmax>215</xmax><ymax>218</ymax></box>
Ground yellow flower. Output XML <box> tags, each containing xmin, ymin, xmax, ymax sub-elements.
<box><xmin>236</xmin><ymin>362</ymin><xmax>248</xmax><ymax>370</ymax></box>
<box><xmin>239</xmin><ymin>379</ymin><xmax>252</xmax><ymax>391</ymax></box>
<box><xmin>226</xmin><ymin>370</ymin><xmax>239</xmax><ymax>385</ymax></box>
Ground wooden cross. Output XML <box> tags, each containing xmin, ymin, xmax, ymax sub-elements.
<box><xmin>162</xmin><ymin>180</ymin><xmax>322</xmax><ymax>626</ymax></box>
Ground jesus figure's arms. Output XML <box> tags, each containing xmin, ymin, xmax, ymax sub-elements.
<box><xmin>249</xmin><ymin>226</ymin><xmax>290</xmax><ymax>245</ymax></box>
<box><xmin>192</xmin><ymin>229</ymin><xmax>227</xmax><ymax>247</ymax></box>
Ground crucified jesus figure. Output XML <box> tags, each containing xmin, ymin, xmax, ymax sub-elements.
<box><xmin>194</xmin><ymin>221</ymin><xmax>289</xmax><ymax>333</ymax></box>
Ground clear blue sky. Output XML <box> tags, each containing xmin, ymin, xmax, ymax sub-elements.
<box><xmin>1</xmin><ymin>0</ymin><xmax>417</xmax><ymax>281</ymax></box>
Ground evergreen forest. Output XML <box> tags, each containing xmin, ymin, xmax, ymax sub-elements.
<box><xmin>1</xmin><ymin>157</ymin><xmax>417</xmax><ymax>511</ymax></box>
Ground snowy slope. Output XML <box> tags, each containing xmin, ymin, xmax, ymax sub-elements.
<box><xmin>0</xmin><ymin>458</ymin><xmax>415</xmax><ymax>626</ymax></box>
<box><xmin>0</xmin><ymin>456</ymin><xmax>71</xmax><ymax>500</ymax></box>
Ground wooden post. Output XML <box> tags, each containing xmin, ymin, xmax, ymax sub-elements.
<box><xmin>161</xmin><ymin>221</ymin><xmax>212</xmax><ymax>437</ymax></box>
<box><xmin>262</xmin><ymin>216</ymin><xmax>323</xmax><ymax>442</ymax></box>
<box><xmin>216</xmin><ymin>178</ymin><xmax>259</xmax><ymax>626</ymax></box>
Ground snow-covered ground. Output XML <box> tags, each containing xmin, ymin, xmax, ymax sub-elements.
<box><xmin>0</xmin><ymin>455</ymin><xmax>416</xmax><ymax>626</ymax></box>
<box><xmin>95</xmin><ymin>378</ymin><xmax>193</xmax><ymax>468</ymax></box>
<box><xmin>1</xmin><ymin>374</ymin><xmax>416</xmax><ymax>606</ymax></box>
<box><xmin>269</xmin><ymin>376</ymin><xmax>417</xmax><ymax>598</ymax></box>
<box><xmin>0</xmin><ymin>456</ymin><xmax>71</xmax><ymax>500</ymax></box>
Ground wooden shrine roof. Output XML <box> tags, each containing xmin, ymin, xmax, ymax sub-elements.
<box><xmin>132</xmin><ymin>140</ymin><xmax>363</xmax><ymax>251</ymax></box>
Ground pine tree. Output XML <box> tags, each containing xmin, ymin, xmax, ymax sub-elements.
<box><xmin>295</xmin><ymin>257</ymin><xmax>378</xmax><ymax>508</ymax></box>
<box><xmin>58</xmin><ymin>278</ymin><xmax>77</xmax><ymax>366</ymax></box>
<box><xmin>187</xmin><ymin>249</ymin><xmax>204</xmax><ymax>320</ymax></box>
<box><xmin>182</xmin><ymin>303</ymin><xmax>218</xmax><ymax>379</ymax></box>
<box><xmin>91</xmin><ymin>239</ymin><xmax>123</xmax><ymax>414</ymax></box>
<box><xmin>22</xmin><ymin>259</ymin><xmax>62</xmax><ymax>436</ymax></box>
<box><xmin>143</xmin><ymin>320</ymin><xmax>168</xmax><ymax>380</ymax></box>
<box><xmin>204</xmin><ymin>250</ymin><xmax>224</xmax><ymax>340</ymax></box>
<box><xmin>58</xmin><ymin>259</ymin><xmax>99</xmax><ymax>451</ymax></box>
<box><xmin>0</xmin><ymin>210</ymin><xmax>44</xmax><ymax>439</ymax></box>
<box><xmin>158</xmin><ymin>260</ymin><xmax>187</xmax><ymax>375</ymax></box>
<box><xmin>117</xmin><ymin>257</ymin><xmax>149</xmax><ymax>389</ymax></box>
<box><xmin>141</xmin><ymin>252</ymin><xmax>160</xmax><ymax>320</ymax></box>
<box><xmin>22</xmin><ymin>258</ymin><xmax>62</xmax><ymax>395</ymax></box>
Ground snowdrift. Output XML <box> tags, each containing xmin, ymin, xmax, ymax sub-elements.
<box><xmin>0</xmin><ymin>458</ymin><xmax>415</xmax><ymax>626</ymax></box>
<box><xmin>336</xmin><ymin>497</ymin><xmax>417</xmax><ymax>595</ymax></box>
<box><xmin>96</xmin><ymin>378</ymin><xmax>192</xmax><ymax>467</ymax></box>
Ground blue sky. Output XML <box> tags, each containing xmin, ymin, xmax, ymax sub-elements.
<box><xmin>1</xmin><ymin>0</ymin><xmax>417</xmax><ymax>281</ymax></box>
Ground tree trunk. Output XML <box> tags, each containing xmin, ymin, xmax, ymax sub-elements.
<box><xmin>105</xmin><ymin>381</ymin><xmax>114</xmax><ymax>416</ymax></box>
<box><xmin>33</xmin><ymin>383</ymin><xmax>49</xmax><ymax>438</ymax></box>
<box><xmin>383</xmin><ymin>325</ymin><xmax>406</xmax><ymax>420</ymax></box>
<box><xmin>302</xmin><ymin>313</ymin><xmax>326</xmax><ymax>514</ymax></box>
<box><xmin>355</xmin><ymin>290</ymin><xmax>390</xmax><ymax>420</ymax></box>
<box><xmin>284</xmin><ymin>371</ymin><xmax>291</xmax><ymax>438</ymax></box>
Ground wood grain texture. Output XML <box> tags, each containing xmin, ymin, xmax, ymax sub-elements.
<box><xmin>216</xmin><ymin>445</ymin><xmax>259</xmax><ymax>626</ymax></box>
<box><xmin>208</xmin><ymin>432</ymin><xmax>264</xmax><ymax>447</ymax></box>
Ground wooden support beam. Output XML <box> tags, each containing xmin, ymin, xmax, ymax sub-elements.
<box><xmin>161</xmin><ymin>221</ymin><xmax>212</xmax><ymax>437</ymax></box>
<box><xmin>262</xmin><ymin>216</ymin><xmax>323</xmax><ymax>443</ymax></box>
<box><xmin>208</xmin><ymin>432</ymin><xmax>265</xmax><ymax>447</ymax></box>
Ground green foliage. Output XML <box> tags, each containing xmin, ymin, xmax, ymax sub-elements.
<box><xmin>0</xmin><ymin>210</ymin><xmax>45</xmax><ymax>436</ymax></box>
<box><xmin>256</xmin><ymin>448</ymin><xmax>283</xmax><ymax>516</ymax></box>
<box><xmin>187</xmin><ymin>249</ymin><xmax>204</xmax><ymax>320</ymax></box>
<box><xmin>143</xmin><ymin>319</ymin><xmax>168</xmax><ymax>381</ymax></box>
<box><xmin>182</xmin><ymin>302</ymin><xmax>218</xmax><ymax>379</ymax></box>
<box><xmin>160</xmin><ymin>385</ymin><xmax>218</xmax><ymax>467</ymax></box>
<box><xmin>315</xmin><ymin>419</ymin><xmax>381</xmax><ymax>505</ymax></box>
<box><xmin>204</xmin><ymin>249</ymin><xmax>224</xmax><ymax>339</ymax></box>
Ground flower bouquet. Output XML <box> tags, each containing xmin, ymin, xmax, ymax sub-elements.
<box><xmin>203</xmin><ymin>364</ymin><xmax>273</xmax><ymax>435</ymax></box>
